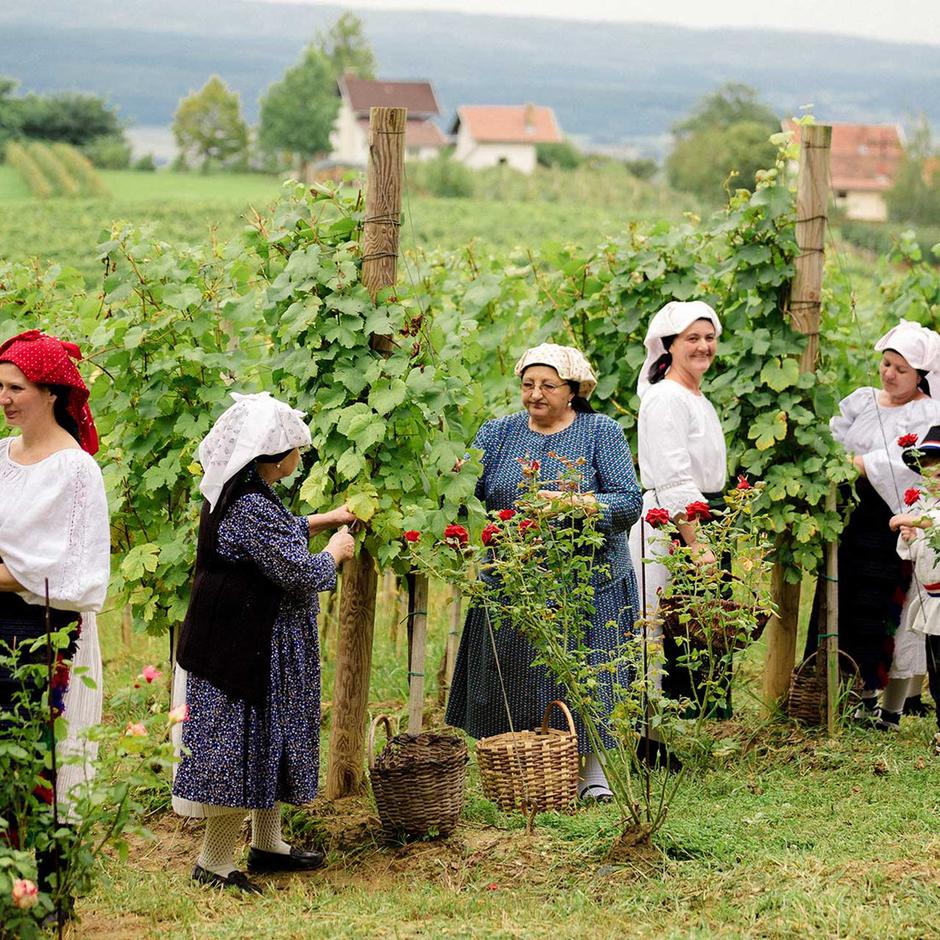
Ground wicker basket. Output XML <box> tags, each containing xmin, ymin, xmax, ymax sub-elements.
<box><xmin>368</xmin><ymin>717</ymin><xmax>468</xmax><ymax>840</ymax></box>
<box><xmin>659</xmin><ymin>596</ymin><xmax>769</xmax><ymax>656</ymax></box>
<box><xmin>786</xmin><ymin>649</ymin><xmax>863</xmax><ymax>725</ymax></box>
<box><xmin>476</xmin><ymin>699</ymin><xmax>579</xmax><ymax>814</ymax></box>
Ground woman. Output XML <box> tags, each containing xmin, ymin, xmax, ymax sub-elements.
<box><xmin>445</xmin><ymin>343</ymin><xmax>642</xmax><ymax>802</ymax></box>
<box><xmin>0</xmin><ymin>329</ymin><xmax>110</xmax><ymax>890</ymax></box>
<box><xmin>805</xmin><ymin>319</ymin><xmax>940</xmax><ymax>725</ymax></box>
<box><xmin>171</xmin><ymin>392</ymin><xmax>355</xmax><ymax>894</ymax></box>
<box><xmin>627</xmin><ymin>301</ymin><xmax>729</xmax><ymax>716</ymax></box>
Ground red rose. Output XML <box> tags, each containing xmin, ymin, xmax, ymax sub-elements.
<box><xmin>497</xmin><ymin>508</ymin><xmax>516</xmax><ymax>521</ymax></box>
<box><xmin>645</xmin><ymin>507</ymin><xmax>670</xmax><ymax>528</ymax></box>
<box><xmin>685</xmin><ymin>501</ymin><xmax>712</xmax><ymax>522</ymax></box>
<box><xmin>904</xmin><ymin>488</ymin><xmax>921</xmax><ymax>507</ymax></box>
<box><xmin>519</xmin><ymin>458</ymin><xmax>541</xmax><ymax>477</ymax></box>
<box><xmin>403</xmin><ymin>530</ymin><xmax>420</xmax><ymax>543</ymax></box>
<box><xmin>898</xmin><ymin>433</ymin><xmax>919</xmax><ymax>448</ymax></box>
<box><xmin>736</xmin><ymin>475</ymin><xmax>752</xmax><ymax>491</ymax></box>
<box><xmin>481</xmin><ymin>523</ymin><xmax>500</xmax><ymax>546</ymax></box>
<box><xmin>443</xmin><ymin>524</ymin><xmax>469</xmax><ymax>548</ymax></box>
<box><xmin>518</xmin><ymin>518</ymin><xmax>538</xmax><ymax>535</ymax></box>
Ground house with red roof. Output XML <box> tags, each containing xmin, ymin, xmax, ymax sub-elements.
<box><xmin>451</xmin><ymin>104</ymin><xmax>563</xmax><ymax>174</ymax></box>
<box><xmin>784</xmin><ymin>120</ymin><xmax>904</xmax><ymax>222</ymax></box>
<box><xmin>330</xmin><ymin>75</ymin><xmax>447</xmax><ymax>165</ymax></box>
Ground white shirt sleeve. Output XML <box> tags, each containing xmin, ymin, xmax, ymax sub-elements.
<box><xmin>2</xmin><ymin>451</ymin><xmax>111</xmax><ymax>612</ymax></box>
<box><xmin>638</xmin><ymin>387</ymin><xmax>708</xmax><ymax>517</ymax></box>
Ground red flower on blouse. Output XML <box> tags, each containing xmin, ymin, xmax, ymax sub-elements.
<box><xmin>403</xmin><ymin>530</ymin><xmax>421</xmax><ymax>543</ymax></box>
<box><xmin>497</xmin><ymin>508</ymin><xmax>517</xmax><ymax>521</ymax></box>
<box><xmin>443</xmin><ymin>524</ymin><xmax>469</xmax><ymax>548</ymax></box>
<box><xmin>898</xmin><ymin>433</ymin><xmax>919</xmax><ymax>448</ymax></box>
<box><xmin>736</xmin><ymin>475</ymin><xmax>752</xmax><ymax>491</ymax></box>
<box><xmin>481</xmin><ymin>523</ymin><xmax>500</xmax><ymax>546</ymax></box>
<box><xmin>685</xmin><ymin>501</ymin><xmax>712</xmax><ymax>522</ymax></box>
<box><xmin>645</xmin><ymin>507</ymin><xmax>670</xmax><ymax>528</ymax></box>
<box><xmin>904</xmin><ymin>488</ymin><xmax>921</xmax><ymax>507</ymax></box>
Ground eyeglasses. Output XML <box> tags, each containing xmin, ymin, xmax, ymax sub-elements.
<box><xmin>521</xmin><ymin>381</ymin><xmax>564</xmax><ymax>393</ymax></box>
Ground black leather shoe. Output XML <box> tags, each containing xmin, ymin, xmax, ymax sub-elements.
<box><xmin>192</xmin><ymin>865</ymin><xmax>263</xmax><ymax>895</ymax></box>
<box><xmin>246</xmin><ymin>845</ymin><xmax>325</xmax><ymax>873</ymax></box>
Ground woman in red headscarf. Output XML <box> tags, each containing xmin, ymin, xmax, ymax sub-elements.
<box><xmin>0</xmin><ymin>330</ymin><xmax>110</xmax><ymax>898</ymax></box>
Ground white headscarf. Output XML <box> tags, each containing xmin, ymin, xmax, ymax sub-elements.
<box><xmin>198</xmin><ymin>392</ymin><xmax>312</xmax><ymax>511</ymax></box>
<box><xmin>513</xmin><ymin>343</ymin><xmax>598</xmax><ymax>397</ymax></box>
<box><xmin>874</xmin><ymin>319</ymin><xmax>940</xmax><ymax>397</ymax></box>
<box><xmin>637</xmin><ymin>301</ymin><xmax>722</xmax><ymax>396</ymax></box>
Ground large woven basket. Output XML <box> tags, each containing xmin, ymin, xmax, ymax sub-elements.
<box><xmin>368</xmin><ymin>717</ymin><xmax>468</xmax><ymax>840</ymax></box>
<box><xmin>476</xmin><ymin>699</ymin><xmax>579</xmax><ymax>815</ymax></box>
<box><xmin>659</xmin><ymin>596</ymin><xmax>769</xmax><ymax>656</ymax></box>
<box><xmin>786</xmin><ymin>648</ymin><xmax>863</xmax><ymax>725</ymax></box>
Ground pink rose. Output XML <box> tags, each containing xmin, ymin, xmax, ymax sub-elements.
<box><xmin>140</xmin><ymin>664</ymin><xmax>162</xmax><ymax>684</ymax></box>
<box><xmin>124</xmin><ymin>721</ymin><xmax>147</xmax><ymax>737</ymax></box>
<box><xmin>11</xmin><ymin>879</ymin><xmax>39</xmax><ymax>910</ymax></box>
<box><xmin>168</xmin><ymin>703</ymin><xmax>190</xmax><ymax>725</ymax></box>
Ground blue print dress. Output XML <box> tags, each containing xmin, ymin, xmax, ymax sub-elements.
<box><xmin>445</xmin><ymin>411</ymin><xmax>643</xmax><ymax>752</ymax></box>
<box><xmin>172</xmin><ymin>479</ymin><xmax>336</xmax><ymax>812</ymax></box>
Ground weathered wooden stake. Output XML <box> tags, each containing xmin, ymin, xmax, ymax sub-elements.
<box><xmin>407</xmin><ymin>575</ymin><xmax>429</xmax><ymax>734</ymax></box>
<box><xmin>763</xmin><ymin>123</ymin><xmax>832</xmax><ymax>708</ymax></box>
<box><xmin>325</xmin><ymin>106</ymin><xmax>406</xmax><ymax>799</ymax></box>
<box><xmin>445</xmin><ymin>588</ymin><xmax>462</xmax><ymax>705</ymax></box>
<box><xmin>825</xmin><ymin>489</ymin><xmax>839</xmax><ymax>735</ymax></box>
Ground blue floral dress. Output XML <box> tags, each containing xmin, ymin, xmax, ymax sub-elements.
<box><xmin>173</xmin><ymin>481</ymin><xmax>336</xmax><ymax>809</ymax></box>
<box><xmin>445</xmin><ymin>411</ymin><xmax>643</xmax><ymax>752</ymax></box>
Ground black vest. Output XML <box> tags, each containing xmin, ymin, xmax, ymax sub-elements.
<box><xmin>176</xmin><ymin>473</ymin><xmax>284</xmax><ymax>704</ymax></box>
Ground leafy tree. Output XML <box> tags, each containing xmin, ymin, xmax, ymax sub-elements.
<box><xmin>674</xmin><ymin>82</ymin><xmax>779</xmax><ymax>136</ymax></box>
<box><xmin>0</xmin><ymin>76</ymin><xmax>23</xmax><ymax>148</ymax></box>
<box><xmin>536</xmin><ymin>139</ymin><xmax>582</xmax><ymax>170</ymax></box>
<box><xmin>258</xmin><ymin>47</ymin><xmax>339</xmax><ymax>175</ymax></box>
<box><xmin>172</xmin><ymin>75</ymin><xmax>249</xmax><ymax>170</ymax></box>
<box><xmin>17</xmin><ymin>91</ymin><xmax>123</xmax><ymax>145</ymax></box>
<box><xmin>667</xmin><ymin>84</ymin><xmax>779</xmax><ymax>201</ymax></box>
<box><xmin>886</xmin><ymin>118</ymin><xmax>940</xmax><ymax>225</ymax></box>
<box><xmin>318</xmin><ymin>11</ymin><xmax>376</xmax><ymax>79</ymax></box>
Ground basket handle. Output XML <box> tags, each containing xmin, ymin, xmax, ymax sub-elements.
<box><xmin>540</xmin><ymin>699</ymin><xmax>576</xmax><ymax>737</ymax></box>
<box><xmin>368</xmin><ymin>714</ymin><xmax>395</xmax><ymax>771</ymax></box>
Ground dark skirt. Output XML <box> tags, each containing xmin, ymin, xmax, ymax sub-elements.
<box><xmin>804</xmin><ymin>478</ymin><xmax>908</xmax><ymax>692</ymax></box>
<box><xmin>445</xmin><ymin>575</ymin><xmax>638</xmax><ymax>754</ymax></box>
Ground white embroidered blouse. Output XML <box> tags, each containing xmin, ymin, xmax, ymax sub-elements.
<box><xmin>0</xmin><ymin>436</ymin><xmax>110</xmax><ymax>612</ymax></box>
<box><xmin>830</xmin><ymin>387</ymin><xmax>940</xmax><ymax>514</ymax></box>
<box><xmin>636</xmin><ymin>379</ymin><xmax>727</xmax><ymax>516</ymax></box>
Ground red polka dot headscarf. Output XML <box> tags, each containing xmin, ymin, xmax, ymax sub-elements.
<box><xmin>0</xmin><ymin>329</ymin><xmax>99</xmax><ymax>454</ymax></box>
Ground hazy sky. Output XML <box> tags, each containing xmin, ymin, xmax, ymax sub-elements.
<box><xmin>265</xmin><ymin>0</ymin><xmax>940</xmax><ymax>46</ymax></box>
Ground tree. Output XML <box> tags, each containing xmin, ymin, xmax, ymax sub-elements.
<box><xmin>536</xmin><ymin>139</ymin><xmax>582</xmax><ymax>170</ymax></box>
<box><xmin>172</xmin><ymin>76</ymin><xmax>249</xmax><ymax>170</ymax></box>
<box><xmin>258</xmin><ymin>47</ymin><xmax>339</xmax><ymax>175</ymax></box>
<box><xmin>886</xmin><ymin>118</ymin><xmax>940</xmax><ymax>225</ymax></box>
<box><xmin>318</xmin><ymin>12</ymin><xmax>376</xmax><ymax>79</ymax></box>
<box><xmin>17</xmin><ymin>91</ymin><xmax>123</xmax><ymax>145</ymax></box>
<box><xmin>666</xmin><ymin>84</ymin><xmax>779</xmax><ymax>201</ymax></box>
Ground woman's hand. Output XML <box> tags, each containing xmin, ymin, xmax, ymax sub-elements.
<box><xmin>536</xmin><ymin>490</ymin><xmax>598</xmax><ymax>515</ymax></box>
<box><xmin>852</xmin><ymin>454</ymin><xmax>866</xmax><ymax>476</ymax></box>
<box><xmin>325</xmin><ymin>526</ymin><xmax>355</xmax><ymax>567</ymax></box>
<box><xmin>899</xmin><ymin>525</ymin><xmax>919</xmax><ymax>543</ymax></box>
<box><xmin>308</xmin><ymin>503</ymin><xmax>358</xmax><ymax>536</ymax></box>
<box><xmin>890</xmin><ymin>512</ymin><xmax>932</xmax><ymax>537</ymax></box>
<box><xmin>688</xmin><ymin>542</ymin><xmax>717</xmax><ymax>566</ymax></box>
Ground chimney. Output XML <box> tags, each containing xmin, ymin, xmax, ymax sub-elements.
<box><xmin>524</xmin><ymin>103</ymin><xmax>536</xmax><ymax>134</ymax></box>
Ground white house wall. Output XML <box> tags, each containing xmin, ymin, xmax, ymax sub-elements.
<box><xmin>837</xmin><ymin>190</ymin><xmax>888</xmax><ymax>222</ymax></box>
<box><xmin>329</xmin><ymin>104</ymin><xmax>368</xmax><ymax>165</ymax></box>
<box><xmin>454</xmin><ymin>136</ymin><xmax>537</xmax><ymax>174</ymax></box>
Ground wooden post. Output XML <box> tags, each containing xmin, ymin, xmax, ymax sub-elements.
<box><xmin>121</xmin><ymin>603</ymin><xmax>133</xmax><ymax>651</ymax></box>
<box><xmin>407</xmin><ymin>575</ymin><xmax>429</xmax><ymax>734</ymax></box>
<box><xmin>325</xmin><ymin>106</ymin><xmax>406</xmax><ymax>799</ymax></box>
<box><xmin>825</xmin><ymin>490</ymin><xmax>839</xmax><ymax>735</ymax></box>
<box><xmin>763</xmin><ymin>123</ymin><xmax>832</xmax><ymax>708</ymax></box>
<box><xmin>445</xmin><ymin>589</ymin><xmax>462</xmax><ymax>705</ymax></box>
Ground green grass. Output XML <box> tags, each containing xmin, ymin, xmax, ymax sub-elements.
<box><xmin>77</xmin><ymin>586</ymin><xmax>940</xmax><ymax>940</ymax></box>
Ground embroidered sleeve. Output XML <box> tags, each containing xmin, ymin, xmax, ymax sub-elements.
<box><xmin>219</xmin><ymin>494</ymin><xmax>336</xmax><ymax>597</ymax></box>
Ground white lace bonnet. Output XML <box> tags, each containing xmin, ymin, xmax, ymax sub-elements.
<box><xmin>198</xmin><ymin>392</ymin><xmax>312</xmax><ymax>510</ymax></box>
<box><xmin>513</xmin><ymin>343</ymin><xmax>598</xmax><ymax>397</ymax></box>
<box><xmin>874</xmin><ymin>319</ymin><xmax>940</xmax><ymax>397</ymax></box>
<box><xmin>637</xmin><ymin>301</ymin><xmax>722</xmax><ymax>396</ymax></box>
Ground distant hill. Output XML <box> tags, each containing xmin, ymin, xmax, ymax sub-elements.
<box><xmin>1</xmin><ymin>0</ymin><xmax>938</xmax><ymax>154</ymax></box>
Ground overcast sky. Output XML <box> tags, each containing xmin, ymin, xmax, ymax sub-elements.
<box><xmin>265</xmin><ymin>0</ymin><xmax>940</xmax><ymax>47</ymax></box>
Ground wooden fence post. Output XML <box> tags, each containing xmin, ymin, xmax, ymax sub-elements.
<box><xmin>763</xmin><ymin>123</ymin><xmax>832</xmax><ymax>708</ymax></box>
<box><xmin>407</xmin><ymin>575</ymin><xmax>429</xmax><ymax>734</ymax></box>
<box><xmin>325</xmin><ymin>106</ymin><xmax>407</xmax><ymax>798</ymax></box>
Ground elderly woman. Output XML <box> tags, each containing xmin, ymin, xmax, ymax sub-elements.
<box><xmin>0</xmin><ymin>330</ymin><xmax>110</xmax><ymax>899</ymax></box>
<box><xmin>804</xmin><ymin>320</ymin><xmax>940</xmax><ymax>727</ymax></box>
<box><xmin>628</xmin><ymin>301</ymin><xmax>729</xmax><ymax>716</ymax></box>
<box><xmin>171</xmin><ymin>392</ymin><xmax>355</xmax><ymax>894</ymax></box>
<box><xmin>445</xmin><ymin>343</ymin><xmax>642</xmax><ymax>802</ymax></box>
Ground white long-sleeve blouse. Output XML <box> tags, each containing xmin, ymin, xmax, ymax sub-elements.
<box><xmin>635</xmin><ymin>379</ymin><xmax>727</xmax><ymax>515</ymax></box>
<box><xmin>830</xmin><ymin>387</ymin><xmax>940</xmax><ymax>515</ymax></box>
<box><xmin>0</xmin><ymin>436</ymin><xmax>110</xmax><ymax>612</ymax></box>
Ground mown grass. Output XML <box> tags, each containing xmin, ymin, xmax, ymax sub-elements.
<box><xmin>74</xmin><ymin>584</ymin><xmax>940</xmax><ymax>940</ymax></box>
